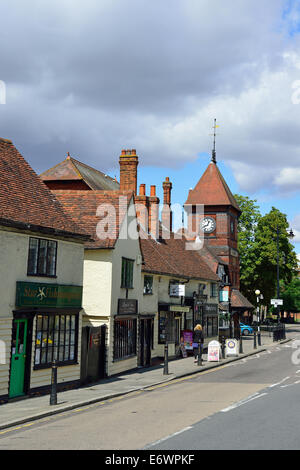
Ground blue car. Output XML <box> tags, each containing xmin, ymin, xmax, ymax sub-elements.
<box><xmin>240</xmin><ymin>323</ymin><xmax>253</xmax><ymax>336</ymax></box>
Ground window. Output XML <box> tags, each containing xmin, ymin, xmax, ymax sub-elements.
<box><xmin>34</xmin><ymin>313</ymin><xmax>78</xmax><ymax>368</ymax></box>
<box><xmin>113</xmin><ymin>319</ymin><xmax>137</xmax><ymax>360</ymax></box>
<box><xmin>158</xmin><ymin>312</ymin><xmax>176</xmax><ymax>344</ymax></box>
<box><xmin>28</xmin><ymin>238</ymin><xmax>57</xmax><ymax>277</ymax></box>
<box><xmin>210</xmin><ymin>283</ymin><xmax>218</xmax><ymax>298</ymax></box>
<box><xmin>121</xmin><ymin>258</ymin><xmax>134</xmax><ymax>289</ymax></box>
<box><xmin>143</xmin><ymin>276</ymin><xmax>153</xmax><ymax>295</ymax></box>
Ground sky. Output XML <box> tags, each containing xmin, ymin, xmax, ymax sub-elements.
<box><xmin>1</xmin><ymin>0</ymin><xmax>300</xmax><ymax>252</ymax></box>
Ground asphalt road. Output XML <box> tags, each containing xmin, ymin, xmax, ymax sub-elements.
<box><xmin>1</xmin><ymin>331</ymin><xmax>300</xmax><ymax>450</ymax></box>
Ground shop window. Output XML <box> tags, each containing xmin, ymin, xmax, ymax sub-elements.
<box><xmin>114</xmin><ymin>319</ymin><xmax>137</xmax><ymax>360</ymax></box>
<box><xmin>121</xmin><ymin>258</ymin><xmax>134</xmax><ymax>289</ymax></box>
<box><xmin>27</xmin><ymin>238</ymin><xmax>57</xmax><ymax>277</ymax></box>
<box><xmin>34</xmin><ymin>313</ymin><xmax>78</xmax><ymax>369</ymax></box>
<box><xmin>143</xmin><ymin>276</ymin><xmax>153</xmax><ymax>295</ymax></box>
<box><xmin>158</xmin><ymin>312</ymin><xmax>176</xmax><ymax>344</ymax></box>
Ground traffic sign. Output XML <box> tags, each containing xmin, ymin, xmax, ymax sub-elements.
<box><xmin>271</xmin><ymin>299</ymin><xmax>283</xmax><ymax>306</ymax></box>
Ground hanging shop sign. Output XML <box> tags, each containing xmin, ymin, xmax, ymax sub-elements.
<box><xmin>169</xmin><ymin>283</ymin><xmax>185</xmax><ymax>297</ymax></box>
<box><xmin>16</xmin><ymin>281</ymin><xmax>82</xmax><ymax>309</ymax></box>
<box><xmin>225</xmin><ymin>339</ymin><xmax>238</xmax><ymax>357</ymax></box>
<box><xmin>207</xmin><ymin>340</ymin><xmax>220</xmax><ymax>362</ymax></box>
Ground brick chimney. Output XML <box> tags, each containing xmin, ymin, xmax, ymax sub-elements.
<box><xmin>119</xmin><ymin>149</ymin><xmax>138</xmax><ymax>194</ymax></box>
<box><xmin>161</xmin><ymin>177</ymin><xmax>172</xmax><ymax>233</ymax></box>
<box><xmin>149</xmin><ymin>185</ymin><xmax>159</xmax><ymax>239</ymax></box>
<box><xmin>135</xmin><ymin>184</ymin><xmax>149</xmax><ymax>232</ymax></box>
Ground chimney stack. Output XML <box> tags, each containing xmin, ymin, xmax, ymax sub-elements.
<box><xmin>119</xmin><ymin>149</ymin><xmax>138</xmax><ymax>194</ymax></box>
<box><xmin>149</xmin><ymin>185</ymin><xmax>159</xmax><ymax>239</ymax></box>
<box><xmin>162</xmin><ymin>177</ymin><xmax>172</xmax><ymax>233</ymax></box>
<box><xmin>135</xmin><ymin>184</ymin><xmax>149</xmax><ymax>232</ymax></box>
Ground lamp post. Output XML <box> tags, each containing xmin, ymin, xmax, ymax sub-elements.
<box><xmin>255</xmin><ymin>289</ymin><xmax>262</xmax><ymax>346</ymax></box>
<box><xmin>275</xmin><ymin>226</ymin><xmax>294</xmax><ymax>323</ymax></box>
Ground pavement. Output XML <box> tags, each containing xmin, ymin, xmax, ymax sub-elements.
<box><xmin>0</xmin><ymin>326</ymin><xmax>297</xmax><ymax>431</ymax></box>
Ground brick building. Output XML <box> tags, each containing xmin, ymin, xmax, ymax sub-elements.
<box><xmin>184</xmin><ymin>153</ymin><xmax>253</xmax><ymax>337</ymax></box>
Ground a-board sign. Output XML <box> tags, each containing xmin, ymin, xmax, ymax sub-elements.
<box><xmin>225</xmin><ymin>339</ymin><xmax>238</xmax><ymax>357</ymax></box>
<box><xmin>207</xmin><ymin>340</ymin><xmax>220</xmax><ymax>362</ymax></box>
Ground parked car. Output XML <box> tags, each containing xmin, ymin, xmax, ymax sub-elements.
<box><xmin>240</xmin><ymin>322</ymin><xmax>253</xmax><ymax>336</ymax></box>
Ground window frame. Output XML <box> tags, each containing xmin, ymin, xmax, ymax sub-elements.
<box><xmin>27</xmin><ymin>237</ymin><xmax>58</xmax><ymax>278</ymax></box>
<box><xmin>143</xmin><ymin>275</ymin><xmax>153</xmax><ymax>295</ymax></box>
<box><xmin>121</xmin><ymin>257</ymin><xmax>134</xmax><ymax>289</ymax></box>
<box><xmin>34</xmin><ymin>312</ymin><xmax>79</xmax><ymax>370</ymax></box>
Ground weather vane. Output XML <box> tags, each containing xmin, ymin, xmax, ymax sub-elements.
<box><xmin>210</xmin><ymin>118</ymin><xmax>219</xmax><ymax>164</ymax></box>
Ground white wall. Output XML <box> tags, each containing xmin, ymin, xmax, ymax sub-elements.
<box><xmin>0</xmin><ymin>227</ymin><xmax>84</xmax><ymax>397</ymax></box>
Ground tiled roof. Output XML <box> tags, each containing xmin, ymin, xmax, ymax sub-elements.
<box><xmin>40</xmin><ymin>156</ymin><xmax>120</xmax><ymax>191</ymax></box>
<box><xmin>53</xmin><ymin>190</ymin><xmax>133</xmax><ymax>248</ymax></box>
<box><xmin>0</xmin><ymin>138</ymin><xmax>89</xmax><ymax>239</ymax></box>
<box><xmin>185</xmin><ymin>162</ymin><xmax>241</xmax><ymax>212</ymax></box>
<box><xmin>231</xmin><ymin>289</ymin><xmax>254</xmax><ymax>309</ymax></box>
<box><xmin>140</xmin><ymin>233</ymin><xmax>220</xmax><ymax>282</ymax></box>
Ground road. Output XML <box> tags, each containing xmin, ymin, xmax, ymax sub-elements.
<box><xmin>1</xmin><ymin>330</ymin><xmax>300</xmax><ymax>450</ymax></box>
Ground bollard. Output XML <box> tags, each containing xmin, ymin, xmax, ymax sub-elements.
<box><xmin>197</xmin><ymin>341</ymin><xmax>203</xmax><ymax>366</ymax></box>
<box><xmin>163</xmin><ymin>343</ymin><xmax>169</xmax><ymax>375</ymax></box>
<box><xmin>253</xmin><ymin>330</ymin><xmax>257</xmax><ymax>349</ymax></box>
<box><xmin>283</xmin><ymin>324</ymin><xmax>286</xmax><ymax>340</ymax></box>
<box><xmin>257</xmin><ymin>329</ymin><xmax>261</xmax><ymax>347</ymax></box>
<box><xmin>239</xmin><ymin>333</ymin><xmax>243</xmax><ymax>354</ymax></box>
<box><xmin>50</xmin><ymin>360</ymin><xmax>57</xmax><ymax>406</ymax></box>
<box><xmin>221</xmin><ymin>336</ymin><xmax>226</xmax><ymax>359</ymax></box>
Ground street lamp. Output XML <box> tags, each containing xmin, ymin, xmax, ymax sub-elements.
<box><xmin>276</xmin><ymin>226</ymin><xmax>295</xmax><ymax>323</ymax></box>
<box><xmin>255</xmin><ymin>289</ymin><xmax>263</xmax><ymax>346</ymax></box>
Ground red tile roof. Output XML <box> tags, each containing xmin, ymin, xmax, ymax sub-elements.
<box><xmin>53</xmin><ymin>190</ymin><xmax>133</xmax><ymax>248</ymax></box>
<box><xmin>0</xmin><ymin>138</ymin><xmax>89</xmax><ymax>239</ymax></box>
<box><xmin>140</xmin><ymin>233</ymin><xmax>220</xmax><ymax>282</ymax></box>
<box><xmin>185</xmin><ymin>162</ymin><xmax>241</xmax><ymax>212</ymax></box>
<box><xmin>231</xmin><ymin>289</ymin><xmax>254</xmax><ymax>309</ymax></box>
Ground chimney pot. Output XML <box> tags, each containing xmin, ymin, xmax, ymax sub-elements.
<box><xmin>150</xmin><ymin>185</ymin><xmax>156</xmax><ymax>197</ymax></box>
<box><xmin>139</xmin><ymin>184</ymin><xmax>146</xmax><ymax>196</ymax></box>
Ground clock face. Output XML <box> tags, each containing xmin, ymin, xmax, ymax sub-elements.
<box><xmin>200</xmin><ymin>216</ymin><xmax>216</xmax><ymax>233</ymax></box>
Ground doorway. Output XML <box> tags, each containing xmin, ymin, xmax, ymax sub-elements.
<box><xmin>139</xmin><ymin>319</ymin><xmax>153</xmax><ymax>367</ymax></box>
<box><xmin>9</xmin><ymin>318</ymin><xmax>29</xmax><ymax>398</ymax></box>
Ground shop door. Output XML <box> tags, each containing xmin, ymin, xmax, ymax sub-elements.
<box><xmin>9</xmin><ymin>319</ymin><xmax>28</xmax><ymax>398</ymax></box>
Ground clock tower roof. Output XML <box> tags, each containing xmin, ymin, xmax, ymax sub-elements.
<box><xmin>184</xmin><ymin>161</ymin><xmax>241</xmax><ymax>213</ymax></box>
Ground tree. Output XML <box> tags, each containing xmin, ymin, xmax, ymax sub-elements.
<box><xmin>234</xmin><ymin>196</ymin><xmax>298</xmax><ymax>307</ymax></box>
<box><xmin>280</xmin><ymin>277</ymin><xmax>300</xmax><ymax>314</ymax></box>
<box><xmin>253</xmin><ymin>207</ymin><xmax>298</xmax><ymax>306</ymax></box>
<box><xmin>234</xmin><ymin>194</ymin><xmax>261</xmax><ymax>304</ymax></box>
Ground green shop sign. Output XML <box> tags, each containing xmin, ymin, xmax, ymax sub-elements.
<box><xmin>16</xmin><ymin>282</ymin><xmax>83</xmax><ymax>308</ymax></box>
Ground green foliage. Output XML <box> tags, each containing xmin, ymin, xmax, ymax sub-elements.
<box><xmin>280</xmin><ymin>277</ymin><xmax>300</xmax><ymax>313</ymax></box>
<box><xmin>234</xmin><ymin>196</ymin><xmax>298</xmax><ymax>307</ymax></box>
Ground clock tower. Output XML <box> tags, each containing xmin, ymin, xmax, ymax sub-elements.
<box><xmin>184</xmin><ymin>129</ymin><xmax>253</xmax><ymax>335</ymax></box>
<box><xmin>184</xmin><ymin>156</ymin><xmax>241</xmax><ymax>291</ymax></box>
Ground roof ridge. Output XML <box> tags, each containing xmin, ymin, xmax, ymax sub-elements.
<box><xmin>70</xmin><ymin>157</ymin><xmax>118</xmax><ymax>183</ymax></box>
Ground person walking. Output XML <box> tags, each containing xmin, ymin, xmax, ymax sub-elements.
<box><xmin>193</xmin><ymin>324</ymin><xmax>204</xmax><ymax>363</ymax></box>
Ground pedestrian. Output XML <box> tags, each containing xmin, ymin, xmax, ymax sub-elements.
<box><xmin>193</xmin><ymin>324</ymin><xmax>203</xmax><ymax>363</ymax></box>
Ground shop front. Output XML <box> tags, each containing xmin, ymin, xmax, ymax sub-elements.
<box><xmin>9</xmin><ymin>281</ymin><xmax>83</xmax><ymax>399</ymax></box>
<box><xmin>158</xmin><ymin>304</ymin><xmax>191</xmax><ymax>357</ymax></box>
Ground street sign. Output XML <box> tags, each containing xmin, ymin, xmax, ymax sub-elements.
<box><xmin>271</xmin><ymin>299</ymin><xmax>283</xmax><ymax>306</ymax></box>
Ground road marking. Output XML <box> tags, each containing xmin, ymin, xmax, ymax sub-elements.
<box><xmin>269</xmin><ymin>377</ymin><xmax>290</xmax><ymax>388</ymax></box>
<box><xmin>144</xmin><ymin>426</ymin><xmax>193</xmax><ymax>449</ymax></box>
<box><xmin>221</xmin><ymin>392</ymin><xmax>268</xmax><ymax>413</ymax></box>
